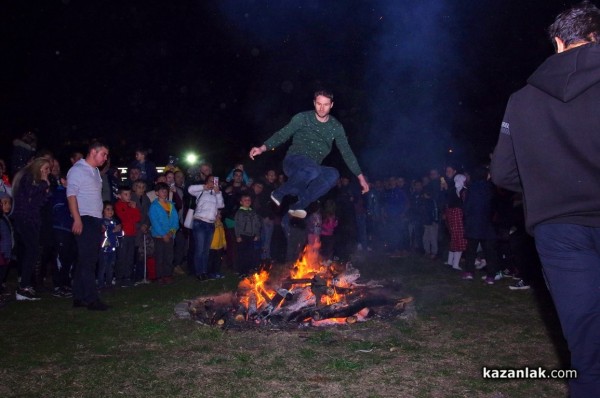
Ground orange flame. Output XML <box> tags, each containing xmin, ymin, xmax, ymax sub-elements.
<box><xmin>238</xmin><ymin>239</ymin><xmax>349</xmax><ymax>317</ymax></box>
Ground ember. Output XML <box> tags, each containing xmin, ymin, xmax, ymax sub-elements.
<box><xmin>183</xmin><ymin>243</ymin><xmax>412</xmax><ymax>328</ymax></box>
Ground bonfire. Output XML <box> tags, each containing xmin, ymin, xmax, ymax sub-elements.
<box><xmin>184</xmin><ymin>241</ymin><xmax>412</xmax><ymax>328</ymax></box>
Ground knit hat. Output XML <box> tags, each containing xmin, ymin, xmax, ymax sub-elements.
<box><xmin>0</xmin><ymin>191</ymin><xmax>11</xmax><ymax>200</ymax></box>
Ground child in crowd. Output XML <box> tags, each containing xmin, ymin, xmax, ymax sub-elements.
<box><xmin>0</xmin><ymin>192</ymin><xmax>14</xmax><ymax>299</ymax></box>
<box><xmin>114</xmin><ymin>185</ymin><xmax>141</xmax><ymax>287</ymax></box>
<box><xmin>98</xmin><ymin>202</ymin><xmax>123</xmax><ymax>289</ymax></box>
<box><xmin>234</xmin><ymin>194</ymin><xmax>261</xmax><ymax>275</ymax></box>
<box><xmin>207</xmin><ymin>210</ymin><xmax>226</xmax><ymax>279</ymax></box>
<box><xmin>149</xmin><ymin>182</ymin><xmax>179</xmax><ymax>284</ymax></box>
<box><xmin>50</xmin><ymin>176</ymin><xmax>76</xmax><ymax>297</ymax></box>
<box><xmin>320</xmin><ymin>200</ymin><xmax>338</xmax><ymax>261</ymax></box>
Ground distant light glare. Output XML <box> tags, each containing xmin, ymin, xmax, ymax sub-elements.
<box><xmin>185</xmin><ymin>153</ymin><xmax>199</xmax><ymax>165</ymax></box>
<box><xmin>448</xmin><ymin>148</ymin><xmax>453</xmax><ymax>153</ymax></box>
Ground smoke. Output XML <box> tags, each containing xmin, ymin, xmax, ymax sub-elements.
<box><xmin>362</xmin><ymin>0</ymin><xmax>460</xmax><ymax>178</ymax></box>
<box><xmin>215</xmin><ymin>1</ymin><xmax>462</xmax><ymax>178</ymax></box>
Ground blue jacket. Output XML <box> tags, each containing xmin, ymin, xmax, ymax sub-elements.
<box><xmin>149</xmin><ymin>199</ymin><xmax>179</xmax><ymax>238</ymax></box>
<box><xmin>101</xmin><ymin>217</ymin><xmax>123</xmax><ymax>253</ymax></box>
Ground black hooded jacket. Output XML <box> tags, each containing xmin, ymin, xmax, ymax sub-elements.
<box><xmin>491</xmin><ymin>43</ymin><xmax>600</xmax><ymax>233</ymax></box>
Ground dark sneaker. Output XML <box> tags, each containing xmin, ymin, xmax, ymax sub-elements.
<box><xmin>461</xmin><ymin>272</ymin><xmax>474</xmax><ymax>280</ymax></box>
<box><xmin>509</xmin><ymin>279</ymin><xmax>531</xmax><ymax>290</ymax></box>
<box><xmin>87</xmin><ymin>300</ymin><xmax>110</xmax><ymax>311</ymax></box>
<box><xmin>52</xmin><ymin>287</ymin><xmax>73</xmax><ymax>298</ymax></box>
<box><xmin>288</xmin><ymin>209</ymin><xmax>307</xmax><ymax>218</ymax></box>
<box><xmin>16</xmin><ymin>287</ymin><xmax>41</xmax><ymax>301</ymax></box>
<box><xmin>270</xmin><ymin>192</ymin><xmax>282</xmax><ymax>207</ymax></box>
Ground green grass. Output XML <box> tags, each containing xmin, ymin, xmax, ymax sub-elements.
<box><xmin>0</xmin><ymin>253</ymin><xmax>570</xmax><ymax>397</ymax></box>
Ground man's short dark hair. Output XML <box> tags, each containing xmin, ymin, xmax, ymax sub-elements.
<box><xmin>89</xmin><ymin>140</ymin><xmax>108</xmax><ymax>153</ymax></box>
<box><xmin>314</xmin><ymin>89</ymin><xmax>334</xmax><ymax>101</ymax></box>
<box><xmin>548</xmin><ymin>1</ymin><xmax>600</xmax><ymax>49</ymax></box>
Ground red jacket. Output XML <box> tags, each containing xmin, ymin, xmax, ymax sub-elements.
<box><xmin>115</xmin><ymin>200</ymin><xmax>141</xmax><ymax>236</ymax></box>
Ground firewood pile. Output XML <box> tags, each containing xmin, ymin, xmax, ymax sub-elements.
<box><xmin>178</xmin><ymin>246</ymin><xmax>414</xmax><ymax>328</ymax></box>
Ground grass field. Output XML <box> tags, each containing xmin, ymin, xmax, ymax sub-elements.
<box><xmin>0</xmin><ymin>253</ymin><xmax>570</xmax><ymax>398</ymax></box>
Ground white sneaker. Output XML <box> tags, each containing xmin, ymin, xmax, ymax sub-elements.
<box><xmin>509</xmin><ymin>279</ymin><xmax>531</xmax><ymax>290</ymax></box>
<box><xmin>16</xmin><ymin>287</ymin><xmax>41</xmax><ymax>301</ymax></box>
<box><xmin>288</xmin><ymin>209</ymin><xmax>307</xmax><ymax>218</ymax></box>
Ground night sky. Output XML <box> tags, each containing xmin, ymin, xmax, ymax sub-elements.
<box><xmin>1</xmin><ymin>0</ymin><xmax>575</xmax><ymax>178</ymax></box>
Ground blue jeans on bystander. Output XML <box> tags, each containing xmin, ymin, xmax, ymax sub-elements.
<box><xmin>192</xmin><ymin>219</ymin><xmax>215</xmax><ymax>276</ymax></box>
<box><xmin>535</xmin><ymin>223</ymin><xmax>600</xmax><ymax>398</ymax></box>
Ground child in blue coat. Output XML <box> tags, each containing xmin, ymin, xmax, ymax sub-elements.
<box><xmin>149</xmin><ymin>182</ymin><xmax>179</xmax><ymax>284</ymax></box>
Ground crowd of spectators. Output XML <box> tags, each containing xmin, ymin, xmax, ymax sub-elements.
<box><xmin>0</xmin><ymin>132</ymin><xmax>542</xmax><ymax>307</ymax></box>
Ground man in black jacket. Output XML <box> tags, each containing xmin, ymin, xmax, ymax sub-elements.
<box><xmin>491</xmin><ymin>2</ymin><xmax>600</xmax><ymax>396</ymax></box>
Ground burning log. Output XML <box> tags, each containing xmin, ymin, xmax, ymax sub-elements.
<box><xmin>260</xmin><ymin>288</ymin><xmax>293</xmax><ymax>317</ymax></box>
<box><xmin>331</xmin><ymin>267</ymin><xmax>361</xmax><ymax>288</ymax></box>
<box><xmin>288</xmin><ymin>294</ymin><xmax>393</xmax><ymax>323</ymax></box>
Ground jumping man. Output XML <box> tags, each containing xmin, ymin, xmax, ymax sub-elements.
<box><xmin>249</xmin><ymin>90</ymin><xmax>369</xmax><ymax>218</ymax></box>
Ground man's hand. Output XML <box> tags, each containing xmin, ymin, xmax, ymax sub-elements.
<box><xmin>357</xmin><ymin>174</ymin><xmax>369</xmax><ymax>194</ymax></box>
<box><xmin>72</xmin><ymin>219</ymin><xmax>83</xmax><ymax>235</ymax></box>
<box><xmin>128</xmin><ymin>201</ymin><xmax>137</xmax><ymax>208</ymax></box>
<box><xmin>249</xmin><ymin>145</ymin><xmax>267</xmax><ymax>160</ymax></box>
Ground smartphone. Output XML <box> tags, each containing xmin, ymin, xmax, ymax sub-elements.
<box><xmin>213</xmin><ymin>176</ymin><xmax>219</xmax><ymax>187</ymax></box>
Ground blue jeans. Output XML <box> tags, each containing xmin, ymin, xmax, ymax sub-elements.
<box><xmin>535</xmin><ymin>223</ymin><xmax>600</xmax><ymax>398</ymax></box>
<box><xmin>276</xmin><ymin>154</ymin><xmax>339</xmax><ymax>210</ymax></box>
<box><xmin>73</xmin><ymin>216</ymin><xmax>102</xmax><ymax>303</ymax></box>
<box><xmin>192</xmin><ymin>220</ymin><xmax>215</xmax><ymax>276</ymax></box>
<box><xmin>97</xmin><ymin>250</ymin><xmax>116</xmax><ymax>288</ymax></box>
<box><xmin>261</xmin><ymin>217</ymin><xmax>274</xmax><ymax>260</ymax></box>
